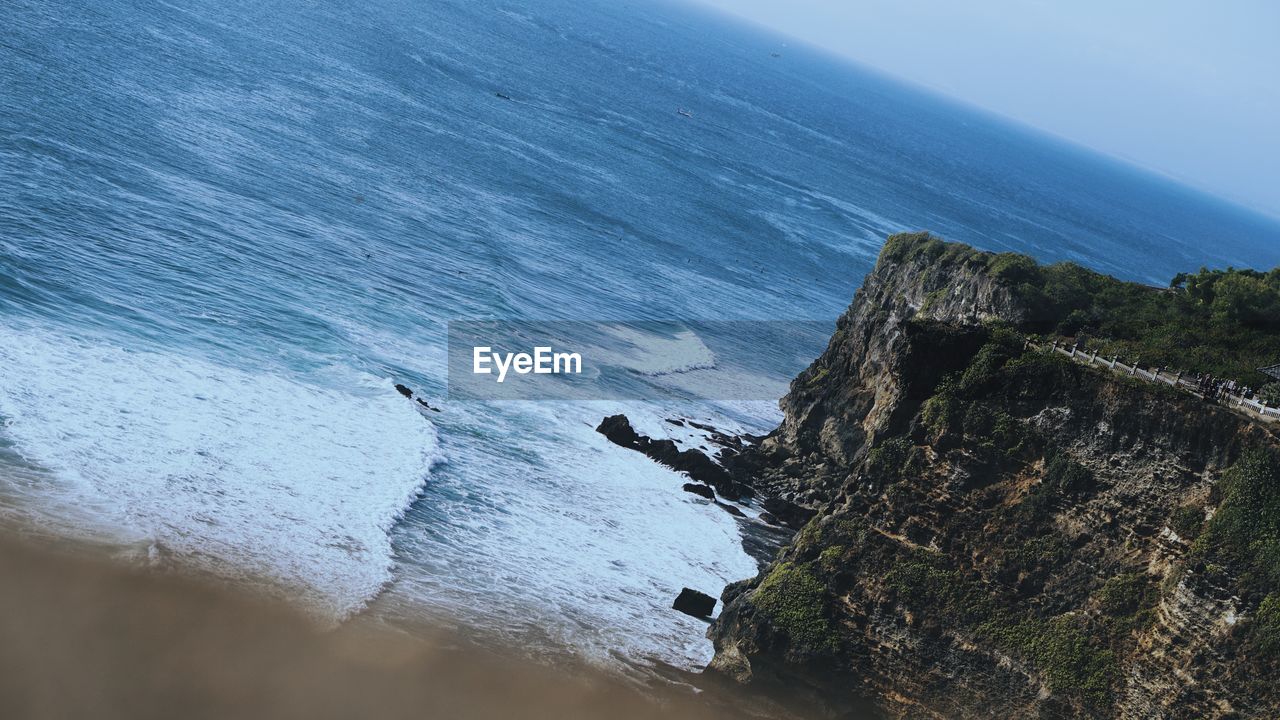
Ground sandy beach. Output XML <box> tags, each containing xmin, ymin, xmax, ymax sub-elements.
<box><xmin>0</xmin><ymin>533</ymin><xmax>748</xmax><ymax>720</ymax></box>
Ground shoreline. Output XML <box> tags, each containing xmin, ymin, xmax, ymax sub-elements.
<box><xmin>0</xmin><ymin>529</ymin><xmax>780</xmax><ymax>720</ymax></box>
<box><xmin>0</xmin><ymin>403</ymin><xmax>785</xmax><ymax>697</ymax></box>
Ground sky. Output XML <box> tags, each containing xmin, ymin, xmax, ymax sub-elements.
<box><xmin>691</xmin><ymin>0</ymin><xmax>1280</xmax><ymax>219</ymax></box>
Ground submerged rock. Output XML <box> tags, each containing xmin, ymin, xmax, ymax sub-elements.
<box><xmin>715</xmin><ymin>502</ymin><xmax>745</xmax><ymax>518</ymax></box>
<box><xmin>595</xmin><ymin>415</ymin><xmax>750</xmax><ymax>500</ymax></box>
<box><xmin>597</xmin><ymin>414</ymin><xmax>643</xmax><ymax>448</ymax></box>
<box><xmin>682</xmin><ymin>483</ymin><xmax>715</xmax><ymax>500</ymax></box>
<box><xmin>758</xmin><ymin>496</ymin><xmax>815</xmax><ymax>530</ymax></box>
<box><xmin>672</xmin><ymin>588</ymin><xmax>716</xmax><ymax>619</ymax></box>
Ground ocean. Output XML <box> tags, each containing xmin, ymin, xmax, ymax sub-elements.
<box><xmin>2</xmin><ymin>0</ymin><xmax>1278</xmax><ymax>677</ymax></box>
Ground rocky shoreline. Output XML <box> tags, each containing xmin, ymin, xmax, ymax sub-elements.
<box><xmin>606</xmin><ymin>233</ymin><xmax>1280</xmax><ymax>719</ymax></box>
<box><xmin>594</xmin><ymin>413</ymin><xmax>795</xmax><ymax>587</ymax></box>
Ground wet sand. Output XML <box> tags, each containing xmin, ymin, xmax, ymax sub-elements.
<box><xmin>0</xmin><ymin>534</ymin><xmax>777</xmax><ymax>720</ymax></box>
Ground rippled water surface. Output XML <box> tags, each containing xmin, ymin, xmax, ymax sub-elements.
<box><xmin>3</xmin><ymin>0</ymin><xmax>1279</xmax><ymax>674</ymax></box>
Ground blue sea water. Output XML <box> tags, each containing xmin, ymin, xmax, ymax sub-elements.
<box><xmin>2</xmin><ymin>0</ymin><xmax>1279</xmax><ymax>674</ymax></box>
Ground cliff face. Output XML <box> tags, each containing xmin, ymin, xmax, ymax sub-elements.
<box><xmin>746</xmin><ymin>237</ymin><xmax>1029</xmax><ymax>504</ymax></box>
<box><xmin>710</xmin><ymin>234</ymin><xmax>1280</xmax><ymax>719</ymax></box>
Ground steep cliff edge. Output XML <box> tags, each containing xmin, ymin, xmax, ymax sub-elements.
<box><xmin>709</xmin><ymin>234</ymin><xmax>1280</xmax><ymax>719</ymax></box>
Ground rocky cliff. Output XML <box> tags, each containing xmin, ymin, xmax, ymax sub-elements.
<box><xmin>708</xmin><ymin>234</ymin><xmax>1280</xmax><ymax>719</ymax></box>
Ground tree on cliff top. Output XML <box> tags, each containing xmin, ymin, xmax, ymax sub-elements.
<box><xmin>882</xmin><ymin>233</ymin><xmax>1280</xmax><ymax>386</ymax></box>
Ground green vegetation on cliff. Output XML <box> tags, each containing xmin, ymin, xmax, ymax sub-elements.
<box><xmin>1191</xmin><ymin>449</ymin><xmax>1280</xmax><ymax>594</ymax></box>
<box><xmin>861</xmin><ymin>317</ymin><xmax>1232</xmax><ymax>708</ymax></box>
<box><xmin>752</xmin><ymin>561</ymin><xmax>839</xmax><ymax>654</ymax></box>
<box><xmin>715</xmin><ymin>235</ymin><xmax>1280</xmax><ymax>718</ymax></box>
<box><xmin>883</xmin><ymin>232</ymin><xmax>1280</xmax><ymax>385</ymax></box>
<box><xmin>885</xmin><ymin>331</ymin><xmax>1129</xmax><ymax>708</ymax></box>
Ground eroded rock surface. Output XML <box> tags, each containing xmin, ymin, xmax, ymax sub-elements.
<box><xmin>707</xmin><ymin>234</ymin><xmax>1280</xmax><ymax>719</ymax></box>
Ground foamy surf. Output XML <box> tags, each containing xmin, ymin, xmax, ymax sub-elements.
<box><xmin>0</xmin><ymin>323</ymin><xmax>440</xmax><ymax>620</ymax></box>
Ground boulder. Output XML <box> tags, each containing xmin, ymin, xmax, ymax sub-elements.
<box><xmin>394</xmin><ymin>383</ymin><xmax>414</xmax><ymax>398</ymax></box>
<box><xmin>682</xmin><ymin>483</ymin><xmax>715</xmax><ymax>500</ymax></box>
<box><xmin>672</xmin><ymin>588</ymin><xmax>716</xmax><ymax>619</ymax></box>
<box><xmin>717</xmin><ymin>502</ymin><xmax>746</xmax><ymax>518</ymax></box>
<box><xmin>596</xmin><ymin>414</ymin><xmax>643</xmax><ymax>448</ymax></box>
<box><xmin>761</xmin><ymin>496</ymin><xmax>817</xmax><ymax>530</ymax></box>
<box><xmin>595</xmin><ymin>414</ymin><xmax>750</xmax><ymax>500</ymax></box>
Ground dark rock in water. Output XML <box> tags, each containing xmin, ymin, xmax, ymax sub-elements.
<box><xmin>672</xmin><ymin>587</ymin><xmax>716</xmax><ymax>618</ymax></box>
<box><xmin>717</xmin><ymin>502</ymin><xmax>746</xmax><ymax>518</ymax></box>
<box><xmin>643</xmin><ymin>438</ymin><xmax>736</xmax><ymax>494</ymax></box>
<box><xmin>758</xmin><ymin>511</ymin><xmax>782</xmax><ymax>527</ymax></box>
<box><xmin>595</xmin><ymin>414</ymin><xmax>752</xmax><ymax>500</ymax></box>
<box><xmin>664</xmin><ymin>418</ymin><xmax>686</xmax><ymax>427</ymax></box>
<box><xmin>394</xmin><ymin>383</ymin><xmax>414</xmax><ymax>398</ymax></box>
<box><xmin>415</xmin><ymin>398</ymin><xmax>441</xmax><ymax>413</ymax></box>
<box><xmin>682</xmin><ymin>483</ymin><xmax>715</xmax><ymax>500</ymax></box>
<box><xmin>760</xmin><ymin>496</ymin><xmax>817</xmax><ymax>530</ymax></box>
<box><xmin>597</xmin><ymin>414</ymin><xmax>644</xmax><ymax>448</ymax></box>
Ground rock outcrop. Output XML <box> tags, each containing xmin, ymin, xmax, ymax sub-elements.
<box><xmin>706</xmin><ymin>234</ymin><xmax>1280</xmax><ymax>719</ymax></box>
<box><xmin>674</xmin><ymin>588</ymin><xmax>718</xmax><ymax>619</ymax></box>
<box><xmin>596</xmin><ymin>415</ymin><xmax>750</xmax><ymax>500</ymax></box>
<box><xmin>683</xmin><ymin>483</ymin><xmax>716</xmax><ymax>500</ymax></box>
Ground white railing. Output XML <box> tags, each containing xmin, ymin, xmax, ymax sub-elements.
<box><xmin>1042</xmin><ymin>341</ymin><xmax>1277</xmax><ymax>424</ymax></box>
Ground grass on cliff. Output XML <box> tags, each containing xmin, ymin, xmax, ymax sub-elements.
<box><xmin>881</xmin><ymin>327</ymin><xmax>1146</xmax><ymax>708</ymax></box>
<box><xmin>981</xmin><ymin>615</ymin><xmax>1117</xmax><ymax>707</ymax></box>
<box><xmin>1191</xmin><ymin>448</ymin><xmax>1280</xmax><ymax>597</ymax></box>
<box><xmin>1252</xmin><ymin>594</ymin><xmax>1280</xmax><ymax>659</ymax></box>
<box><xmin>1095</xmin><ymin>572</ymin><xmax>1159</xmax><ymax>636</ymax></box>
<box><xmin>752</xmin><ymin>561</ymin><xmax>840</xmax><ymax>655</ymax></box>
<box><xmin>751</xmin><ymin>518</ymin><xmax>875</xmax><ymax>656</ymax></box>
<box><xmin>882</xmin><ymin>233</ymin><xmax>1280</xmax><ymax>386</ymax></box>
<box><xmin>920</xmin><ymin>326</ymin><xmax>1080</xmax><ymax>466</ymax></box>
<box><xmin>886</xmin><ymin>551</ymin><xmax>1118</xmax><ymax>708</ymax></box>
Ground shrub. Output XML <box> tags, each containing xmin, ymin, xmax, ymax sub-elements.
<box><xmin>900</xmin><ymin>237</ymin><xmax>1280</xmax><ymax>385</ymax></box>
<box><xmin>865</xmin><ymin>436</ymin><xmax>923</xmax><ymax>484</ymax></box>
<box><xmin>1261</xmin><ymin>383</ymin><xmax>1280</xmax><ymax>407</ymax></box>
<box><xmin>805</xmin><ymin>366</ymin><xmax>831</xmax><ymax>387</ymax></box>
<box><xmin>753</xmin><ymin>562</ymin><xmax>838</xmax><ymax>653</ymax></box>
<box><xmin>983</xmin><ymin>615</ymin><xmax>1116</xmax><ymax>708</ymax></box>
<box><xmin>1191</xmin><ymin>448</ymin><xmax>1280</xmax><ymax>591</ymax></box>
<box><xmin>886</xmin><ymin>552</ymin><xmax>997</xmax><ymax>627</ymax></box>
<box><xmin>1170</xmin><ymin>505</ymin><xmax>1204</xmax><ymax>540</ymax></box>
<box><xmin>818</xmin><ymin>545</ymin><xmax>848</xmax><ymax>574</ymax></box>
<box><xmin>796</xmin><ymin>515</ymin><xmax>868</xmax><ymax>554</ymax></box>
<box><xmin>1001</xmin><ymin>535</ymin><xmax>1070</xmax><ymax>578</ymax></box>
<box><xmin>986</xmin><ymin>253</ymin><xmax>1043</xmax><ymax>287</ymax></box>
<box><xmin>1043</xmin><ymin>452</ymin><xmax>1094</xmax><ymax>495</ymax></box>
<box><xmin>1251</xmin><ymin>593</ymin><xmax>1280</xmax><ymax>659</ymax></box>
<box><xmin>1096</xmin><ymin>572</ymin><xmax>1158</xmax><ymax>637</ymax></box>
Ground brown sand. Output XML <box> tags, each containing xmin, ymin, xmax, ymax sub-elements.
<box><xmin>0</xmin><ymin>535</ymin><xmax>760</xmax><ymax>720</ymax></box>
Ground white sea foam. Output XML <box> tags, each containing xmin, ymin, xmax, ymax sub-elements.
<box><xmin>373</xmin><ymin>399</ymin><xmax>759</xmax><ymax>672</ymax></box>
<box><xmin>0</xmin><ymin>323</ymin><xmax>439</xmax><ymax>620</ymax></box>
